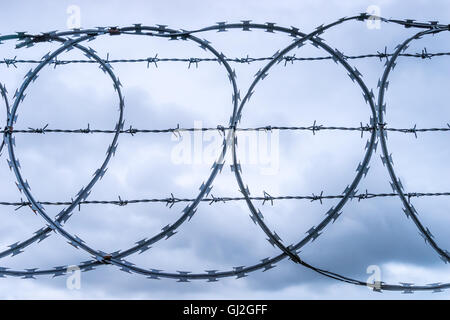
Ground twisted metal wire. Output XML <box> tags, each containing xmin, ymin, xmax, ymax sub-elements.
<box><xmin>3</xmin><ymin>191</ymin><xmax>450</xmax><ymax>209</ymax></box>
<box><xmin>3</xmin><ymin>123</ymin><xmax>450</xmax><ymax>135</ymax></box>
<box><xmin>0</xmin><ymin>48</ymin><xmax>449</xmax><ymax>68</ymax></box>
<box><xmin>0</xmin><ymin>14</ymin><xmax>449</xmax><ymax>293</ymax></box>
<box><xmin>0</xmin><ymin>123</ymin><xmax>448</xmax><ymax>159</ymax></box>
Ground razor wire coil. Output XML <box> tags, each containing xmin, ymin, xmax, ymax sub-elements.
<box><xmin>0</xmin><ymin>13</ymin><xmax>449</xmax><ymax>293</ymax></box>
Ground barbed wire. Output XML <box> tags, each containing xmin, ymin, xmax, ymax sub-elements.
<box><xmin>1</xmin><ymin>191</ymin><xmax>450</xmax><ymax>209</ymax></box>
<box><xmin>0</xmin><ymin>48</ymin><xmax>448</xmax><ymax>68</ymax></box>
<box><xmin>2</xmin><ymin>123</ymin><xmax>450</xmax><ymax>136</ymax></box>
<box><xmin>376</xmin><ymin>22</ymin><xmax>450</xmax><ymax>270</ymax></box>
<box><xmin>0</xmin><ymin>14</ymin><xmax>449</xmax><ymax>293</ymax></box>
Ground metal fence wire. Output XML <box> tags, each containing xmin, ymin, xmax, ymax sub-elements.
<box><xmin>0</xmin><ymin>14</ymin><xmax>449</xmax><ymax>292</ymax></box>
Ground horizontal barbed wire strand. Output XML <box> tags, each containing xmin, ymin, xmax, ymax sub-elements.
<box><xmin>2</xmin><ymin>191</ymin><xmax>450</xmax><ymax>208</ymax></box>
<box><xmin>0</xmin><ymin>49</ymin><xmax>447</xmax><ymax>68</ymax></box>
<box><xmin>2</xmin><ymin>124</ymin><xmax>450</xmax><ymax>135</ymax></box>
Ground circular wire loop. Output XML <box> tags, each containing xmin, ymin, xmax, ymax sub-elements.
<box><xmin>377</xmin><ymin>27</ymin><xmax>450</xmax><ymax>264</ymax></box>
<box><xmin>1</xmin><ymin>25</ymin><xmax>245</xmax><ymax>281</ymax></box>
<box><xmin>5</xmin><ymin>33</ymin><xmax>125</xmax><ymax>260</ymax></box>
<box><xmin>229</xmin><ymin>20</ymin><xmax>378</xmax><ymax>286</ymax></box>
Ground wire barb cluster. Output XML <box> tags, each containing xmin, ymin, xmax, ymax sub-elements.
<box><xmin>0</xmin><ymin>14</ymin><xmax>449</xmax><ymax>293</ymax></box>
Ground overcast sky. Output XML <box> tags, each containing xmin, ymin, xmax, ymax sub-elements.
<box><xmin>0</xmin><ymin>0</ymin><xmax>449</xmax><ymax>299</ymax></box>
